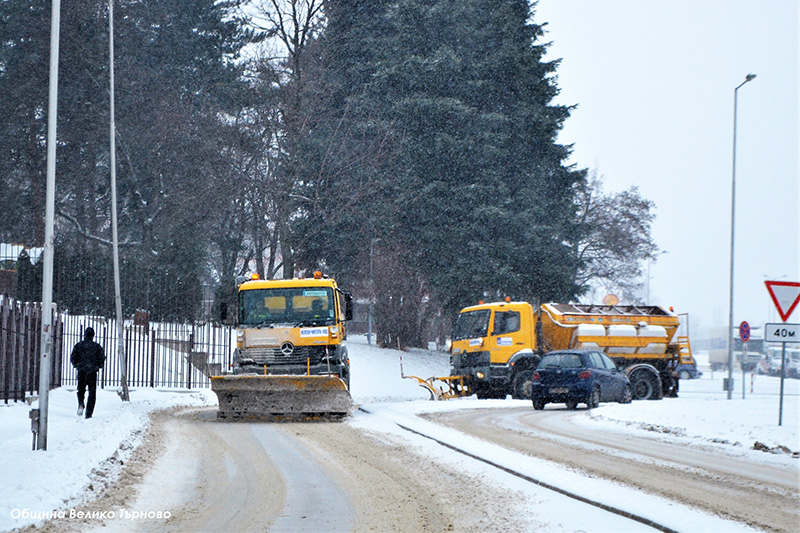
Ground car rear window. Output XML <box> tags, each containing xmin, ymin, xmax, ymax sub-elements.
<box><xmin>539</xmin><ymin>353</ymin><xmax>584</xmax><ymax>369</ymax></box>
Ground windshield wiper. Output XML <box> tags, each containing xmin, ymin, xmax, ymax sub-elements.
<box><xmin>295</xmin><ymin>319</ymin><xmax>330</xmax><ymax>327</ymax></box>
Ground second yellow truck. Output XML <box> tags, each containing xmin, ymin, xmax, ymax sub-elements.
<box><xmin>448</xmin><ymin>300</ymin><xmax>694</xmax><ymax>401</ymax></box>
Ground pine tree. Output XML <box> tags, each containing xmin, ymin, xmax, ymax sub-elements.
<box><xmin>307</xmin><ymin>0</ymin><xmax>585</xmax><ymax>345</ymax></box>
<box><xmin>0</xmin><ymin>0</ymin><xmax>54</xmax><ymax>245</ymax></box>
<box><xmin>0</xmin><ymin>0</ymin><xmax>253</xmax><ymax>319</ymax></box>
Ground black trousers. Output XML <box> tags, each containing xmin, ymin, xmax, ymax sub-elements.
<box><xmin>76</xmin><ymin>370</ymin><xmax>98</xmax><ymax>418</ymax></box>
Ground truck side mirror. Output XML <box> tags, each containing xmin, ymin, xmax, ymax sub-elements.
<box><xmin>344</xmin><ymin>292</ymin><xmax>353</xmax><ymax>321</ymax></box>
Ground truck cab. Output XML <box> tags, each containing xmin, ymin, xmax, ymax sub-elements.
<box><xmin>450</xmin><ymin>300</ymin><xmax>540</xmax><ymax>399</ymax></box>
<box><xmin>231</xmin><ymin>272</ymin><xmax>353</xmax><ymax>387</ymax></box>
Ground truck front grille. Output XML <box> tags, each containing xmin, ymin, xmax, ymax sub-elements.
<box><xmin>453</xmin><ymin>350</ymin><xmax>490</xmax><ymax>369</ymax></box>
<box><xmin>241</xmin><ymin>345</ymin><xmax>330</xmax><ymax>366</ymax></box>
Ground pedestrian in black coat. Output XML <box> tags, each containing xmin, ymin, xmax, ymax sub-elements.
<box><xmin>70</xmin><ymin>327</ymin><xmax>106</xmax><ymax>419</ymax></box>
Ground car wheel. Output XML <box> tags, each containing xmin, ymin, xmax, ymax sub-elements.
<box><xmin>619</xmin><ymin>384</ymin><xmax>633</xmax><ymax>404</ymax></box>
<box><xmin>678</xmin><ymin>370</ymin><xmax>691</xmax><ymax>380</ymax></box>
<box><xmin>532</xmin><ymin>398</ymin><xmax>545</xmax><ymax>410</ymax></box>
<box><xmin>565</xmin><ymin>399</ymin><xmax>578</xmax><ymax>410</ymax></box>
<box><xmin>512</xmin><ymin>370</ymin><xmax>534</xmax><ymax>399</ymax></box>
<box><xmin>587</xmin><ymin>387</ymin><xmax>600</xmax><ymax>409</ymax></box>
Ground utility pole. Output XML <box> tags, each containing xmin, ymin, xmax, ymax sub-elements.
<box><xmin>37</xmin><ymin>0</ymin><xmax>62</xmax><ymax>450</ymax></box>
<box><xmin>109</xmin><ymin>0</ymin><xmax>129</xmax><ymax>401</ymax></box>
<box><xmin>726</xmin><ymin>73</ymin><xmax>756</xmax><ymax>399</ymax></box>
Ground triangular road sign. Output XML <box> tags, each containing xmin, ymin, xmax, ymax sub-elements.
<box><xmin>765</xmin><ymin>280</ymin><xmax>800</xmax><ymax>322</ymax></box>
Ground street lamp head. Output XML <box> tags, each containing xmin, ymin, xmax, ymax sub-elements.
<box><xmin>745</xmin><ymin>73</ymin><xmax>757</xmax><ymax>82</ymax></box>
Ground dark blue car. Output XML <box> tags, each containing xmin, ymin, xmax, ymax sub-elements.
<box><xmin>531</xmin><ymin>350</ymin><xmax>633</xmax><ymax>410</ymax></box>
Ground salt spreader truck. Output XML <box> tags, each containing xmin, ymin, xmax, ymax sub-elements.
<box><xmin>211</xmin><ymin>272</ymin><xmax>354</xmax><ymax>420</ymax></box>
<box><xmin>442</xmin><ymin>300</ymin><xmax>694</xmax><ymax>401</ymax></box>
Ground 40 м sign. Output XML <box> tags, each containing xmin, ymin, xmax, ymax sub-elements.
<box><xmin>765</xmin><ymin>323</ymin><xmax>800</xmax><ymax>343</ymax></box>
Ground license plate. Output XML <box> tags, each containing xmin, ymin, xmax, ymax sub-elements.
<box><xmin>550</xmin><ymin>387</ymin><xmax>569</xmax><ymax>394</ymax></box>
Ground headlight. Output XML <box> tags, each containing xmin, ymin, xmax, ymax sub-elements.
<box><xmin>476</xmin><ymin>371</ymin><xmax>486</xmax><ymax>379</ymax></box>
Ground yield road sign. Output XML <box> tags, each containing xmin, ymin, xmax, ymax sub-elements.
<box><xmin>764</xmin><ymin>281</ymin><xmax>800</xmax><ymax>322</ymax></box>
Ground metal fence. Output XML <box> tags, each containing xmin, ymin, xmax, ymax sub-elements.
<box><xmin>60</xmin><ymin>314</ymin><xmax>234</xmax><ymax>390</ymax></box>
<box><xmin>0</xmin><ymin>297</ymin><xmax>64</xmax><ymax>403</ymax></box>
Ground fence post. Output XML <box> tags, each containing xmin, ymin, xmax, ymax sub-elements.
<box><xmin>124</xmin><ymin>325</ymin><xmax>130</xmax><ymax>389</ymax></box>
<box><xmin>1</xmin><ymin>299</ymin><xmax>10</xmax><ymax>403</ymax></box>
<box><xmin>15</xmin><ymin>303</ymin><xmax>25</xmax><ymax>402</ymax></box>
<box><xmin>149</xmin><ymin>327</ymin><xmax>156</xmax><ymax>388</ymax></box>
<box><xmin>187</xmin><ymin>330</ymin><xmax>193</xmax><ymax>389</ymax></box>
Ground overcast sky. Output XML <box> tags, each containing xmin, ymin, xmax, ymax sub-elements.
<box><xmin>534</xmin><ymin>0</ymin><xmax>799</xmax><ymax>338</ymax></box>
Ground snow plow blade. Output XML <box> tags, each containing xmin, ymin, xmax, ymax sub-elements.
<box><xmin>211</xmin><ymin>375</ymin><xmax>353</xmax><ymax>422</ymax></box>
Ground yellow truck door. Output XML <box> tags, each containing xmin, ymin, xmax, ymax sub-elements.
<box><xmin>487</xmin><ymin>303</ymin><xmax>534</xmax><ymax>364</ymax></box>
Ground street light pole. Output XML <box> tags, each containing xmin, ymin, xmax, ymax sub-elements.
<box><xmin>109</xmin><ymin>0</ymin><xmax>129</xmax><ymax>401</ymax></box>
<box><xmin>727</xmin><ymin>73</ymin><xmax>756</xmax><ymax>400</ymax></box>
<box><xmin>37</xmin><ymin>0</ymin><xmax>62</xmax><ymax>451</ymax></box>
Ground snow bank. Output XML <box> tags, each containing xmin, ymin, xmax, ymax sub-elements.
<box><xmin>0</xmin><ymin>387</ymin><xmax>215</xmax><ymax>531</ymax></box>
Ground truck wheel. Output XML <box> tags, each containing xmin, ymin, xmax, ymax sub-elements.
<box><xmin>630</xmin><ymin>371</ymin><xmax>660</xmax><ymax>400</ymax></box>
<box><xmin>586</xmin><ymin>387</ymin><xmax>600</xmax><ymax>409</ymax></box>
<box><xmin>532</xmin><ymin>398</ymin><xmax>546</xmax><ymax>410</ymax></box>
<box><xmin>511</xmin><ymin>370</ymin><xmax>533</xmax><ymax>399</ymax></box>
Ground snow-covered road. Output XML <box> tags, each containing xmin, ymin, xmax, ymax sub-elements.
<box><xmin>425</xmin><ymin>406</ymin><xmax>798</xmax><ymax>531</ymax></box>
<box><xmin>51</xmin><ymin>405</ymin><xmax>684</xmax><ymax>532</ymax></box>
<box><xmin>2</xmin><ymin>336</ymin><xmax>798</xmax><ymax>532</ymax></box>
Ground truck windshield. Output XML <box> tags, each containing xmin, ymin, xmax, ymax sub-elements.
<box><xmin>453</xmin><ymin>309</ymin><xmax>491</xmax><ymax>340</ymax></box>
<box><xmin>239</xmin><ymin>287</ymin><xmax>336</xmax><ymax>327</ymax></box>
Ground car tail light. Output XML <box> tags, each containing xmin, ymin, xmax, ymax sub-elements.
<box><xmin>579</xmin><ymin>370</ymin><xmax>592</xmax><ymax>379</ymax></box>
<box><xmin>532</xmin><ymin>371</ymin><xmax>541</xmax><ymax>381</ymax></box>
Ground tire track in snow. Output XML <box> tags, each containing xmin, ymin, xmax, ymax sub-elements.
<box><xmin>387</xmin><ymin>416</ymin><xmax>677</xmax><ymax>533</ymax></box>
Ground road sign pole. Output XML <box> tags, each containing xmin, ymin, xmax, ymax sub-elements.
<box><xmin>779</xmin><ymin>342</ymin><xmax>786</xmax><ymax>426</ymax></box>
<box><xmin>741</xmin><ymin>342</ymin><xmax>747</xmax><ymax>400</ymax></box>
<box><xmin>766</xmin><ymin>322</ymin><xmax>799</xmax><ymax>426</ymax></box>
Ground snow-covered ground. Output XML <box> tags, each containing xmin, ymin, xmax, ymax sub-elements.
<box><xmin>1</xmin><ymin>335</ymin><xmax>797</xmax><ymax>531</ymax></box>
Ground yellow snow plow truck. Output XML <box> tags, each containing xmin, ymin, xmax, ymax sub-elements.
<box><xmin>211</xmin><ymin>272</ymin><xmax>354</xmax><ymax>421</ymax></box>
<box><xmin>440</xmin><ymin>300</ymin><xmax>694</xmax><ymax>401</ymax></box>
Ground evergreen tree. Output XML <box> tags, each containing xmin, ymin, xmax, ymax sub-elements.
<box><xmin>305</xmin><ymin>0</ymin><xmax>584</xmax><ymax>345</ymax></box>
<box><xmin>0</xmin><ymin>0</ymin><xmax>53</xmax><ymax>245</ymax></box>
<box><xmin>0</xmin><ymin>0</ymin><xmax>253</xmax><ymax>319</ymax></box>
